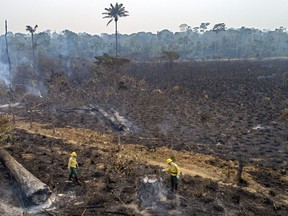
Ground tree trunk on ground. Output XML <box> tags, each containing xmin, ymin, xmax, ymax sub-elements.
<box><xmin>0</xmin><ymin>148</ymin><xmax>52</xmax><ymax>205</ymax></box>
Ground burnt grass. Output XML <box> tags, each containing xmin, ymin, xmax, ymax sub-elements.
<box><xmin>2</xmin><ymin>59</ymin><xmax>288</xmax><ymax>215</ymax></box>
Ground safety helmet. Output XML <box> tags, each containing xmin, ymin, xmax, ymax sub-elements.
<box><xmin>71</xmin><ymin>152</ymin><xmax>77</xmax><ymax>157</ymax></box>
<box><xmin>166</xmin><ymin>158</ymin><xmax>172</xmax><ymax>164</ymax></box>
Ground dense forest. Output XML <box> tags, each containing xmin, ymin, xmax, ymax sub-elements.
<box><xmin>1</xmin><ymin>25</ymin><xmax>288</xmax><ymax>64</ymax></box>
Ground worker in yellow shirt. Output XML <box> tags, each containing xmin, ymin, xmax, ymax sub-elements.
<box><xmin>162</xmin><ymin>158</ymin><xmax>180</xmax><ymax>192</ymax></box>
<box><xmin>68</xmin><ymin>152</ymin><xmax>79</xmax><ymax>184</ymax></box>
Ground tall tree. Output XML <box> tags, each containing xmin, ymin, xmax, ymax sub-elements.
<box><xmin>162</xmin><ymin>50</ymin><xmax>179</xmax><ymax>69</ymax></box>
<box><xmin>179</xmin><ymin>23</ymin><xmax>191</xmax><ymax>32</ymax></box>
<box><xmin>5</xmin><ymin>20</ymin><xmax>15</xmax><ymax>124</ymax></box>
<box><xmin>102</xmin><ymin>2</ymin><xmax>129</xmax><ymax>57</ymax></box>
<box><xmin>200</xmin><ymin>22</ymin><xmax>210</xmax><ymax>33</ymax></box>
<box><xmin>26</xmin><ymin>25</ymin><xmax>38</xmax><ymax>66</ymax></box>
<box><xmin>212</xmin><ymin>23</ymin><xmax>226</xmax><ymax>33</ymax></box>
<box><xmin>4</xmin><ymin>21</ymin><xmax>11</xmax><ymax>74</ymax></box>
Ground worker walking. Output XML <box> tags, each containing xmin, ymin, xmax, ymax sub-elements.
<box><xmin>68</xmin><ymin>152</ymin><xmax>79</xmax><ymax>184</ymax></box>
<box><xmin>162</xmin><ymin>158</ymin><xmax>180</xmax><ymax>192</ymax></box>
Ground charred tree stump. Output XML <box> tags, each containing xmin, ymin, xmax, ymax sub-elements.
<box><xmin>117</xmin><ymin>131</ymin><xmax>121</xmax><ymax>151</ymax></box>
<box><xmin>236</xmin><ymin>160</ymin><xmax>245</xmax><ymax>185</ymax></box>
<box><xmin>0</xmin><ymin>148</ymin><xmax>52</xmax><ymax>205</ymax></box>
<box><xmin>28</xmin><ymin>110</ymin><xmax>33</xmax><ymax>128</ymax></box>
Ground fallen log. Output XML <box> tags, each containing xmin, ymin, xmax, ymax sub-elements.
<box><xmin>0</xmin><ymin>148</ymin><xmax>52</xmax><ymax>205</ymax></box>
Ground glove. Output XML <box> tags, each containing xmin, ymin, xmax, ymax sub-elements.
<box><xmin>161</xmin><ymin>169</ymin><xmax>165</xmax><ymax>172</ymax></box>
<box><xmin>176</xmin><ymin>175</ymin><xmax>180</xmax><ymax>180</ymax></box>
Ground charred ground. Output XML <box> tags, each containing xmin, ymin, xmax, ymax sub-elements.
<box><xmin>1</xmin><ymin>59</ymin><xmax>288</xmax><ymax>215</ymax></box>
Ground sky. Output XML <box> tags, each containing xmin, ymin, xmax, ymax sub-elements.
<box><xmin>0</xmin><ymin>0</ymin><xmax>287</xmax><ymax>35</ymax></box>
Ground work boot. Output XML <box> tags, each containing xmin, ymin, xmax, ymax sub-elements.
<box><xmin>69</xmin><ymin>174</ymin><xmax>74</xmax><ymax>181</ymax></box>
<box><xmin>75</xmin><ymin>176</ymin><xmax>81</xmax><ymax>185</ymax></box>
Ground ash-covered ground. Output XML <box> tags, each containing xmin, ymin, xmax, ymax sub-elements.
<box><xmin>0</xmin><ymin>59</ymin><xmax>288</xmax><ymax>215</ymax></box>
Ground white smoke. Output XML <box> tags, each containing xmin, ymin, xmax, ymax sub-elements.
<box><xmin>0</xmin><ymin>62</ymin><xmax>11</xmax><ymax>86</ymax></box>
<box><xmin>25</xmin><ymin>81</ymin><xmax>47</xmax><ymax>98</ymax></box>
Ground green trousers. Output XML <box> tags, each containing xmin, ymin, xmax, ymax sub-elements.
<box><xmin>70</xmin><ymin>167</ymin><xmax>77</xmax><ymax>176</ymax></box>
<box><xmin>171</xmin><ymin>175</ymin><xmax>178</xmax><ymax>191</ymax></box>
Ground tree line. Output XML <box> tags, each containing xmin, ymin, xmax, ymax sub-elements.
<box><xmin>0</xmin><ymin>25</ymin><xmax>288</xmax><ymax>64</ymax></box>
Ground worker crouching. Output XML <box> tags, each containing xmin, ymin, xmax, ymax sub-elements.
<box><xmin>162</xmin><ymin>158</ymin><xmax>180</xmax><ymax>192</ymax></box>
<box><xmin>68</xmin><ymin>152</ymin><xmax>79</xmax><ymax>184</ymax></box>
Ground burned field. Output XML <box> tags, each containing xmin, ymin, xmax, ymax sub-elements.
<box><xmin>0</xmin><ymin>59</ymin><xmax>288</xmax><ymax>215</ymax></box>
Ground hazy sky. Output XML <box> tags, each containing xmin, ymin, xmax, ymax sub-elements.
<box><xmin>0</xmin><ymin>0</ymin><xmax>287</xmax><ymax>35</ymax></box>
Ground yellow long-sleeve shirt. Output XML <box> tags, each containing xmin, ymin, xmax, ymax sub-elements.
<box><xmin>68</xmin><ymin>157</ymin><xmax>78</xmax><ymax>169</ymax></box>
<box><xmin>164</xmin><ymin>162</ymin><xmax>180</xmax><ymax>176</ymax></box>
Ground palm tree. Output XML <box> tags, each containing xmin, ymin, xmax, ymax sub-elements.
<box><xmin>26</xmin><ymin>25</ymin><xmax>38</xmax><ymax>65</ymax></box>
<box><xmin>102</xmin><ymin>3</ymin><xmax>129</xmax><ymax>57</ymax></box>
